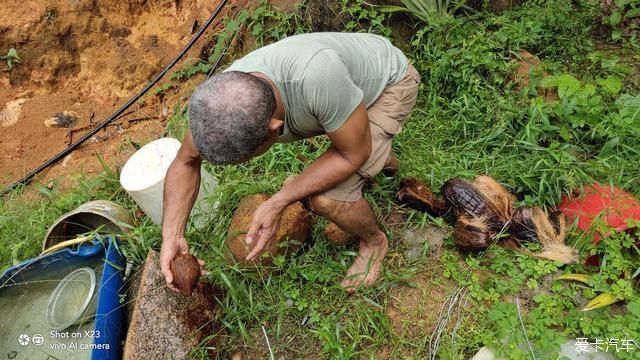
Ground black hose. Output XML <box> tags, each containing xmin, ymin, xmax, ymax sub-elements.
<box><xmin>1</xmin><ymin>0</ymin><xmax>229</xmax><ymax>196</ymax></box>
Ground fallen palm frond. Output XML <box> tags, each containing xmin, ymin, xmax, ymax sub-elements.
<box><xmin>582</xmin><ymin>292</ymin><xmax>621</xmax><ymax>311</ymax></box>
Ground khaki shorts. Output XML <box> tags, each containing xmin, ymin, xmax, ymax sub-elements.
<box><xmin>322</xmin><ymin>63</ymin><xmax>421</xmax><ymax>202</ymax></box>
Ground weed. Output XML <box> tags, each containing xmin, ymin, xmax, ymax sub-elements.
<box><xmin>379</xmin><ymin>0</ymin><xmax>475</xmax><ymax>25</ymax></box>
<box><xmin>1</xmin><ymin>48</ymin><xmax>21</xmax><ymax>70</ymax></box>
<box><xmin>150</xmin><ymin>82</ymin><xmax>175</xmax><ymax>100</ymax></box>
<box><xmin>246</xmin><ymin>0</ymin><xmax>310</xmax><ymax>47</ymax></box>
<box><xmin>339</xmin><ymin>0</ymin><xmax>392</xmax><ymax>37</ymax></box>
<box><xmin>602</xmin><ymin>0</ymin><xmax>640</xmax><ymax>42</ymax></box>
<box><xmin>171</xmin><ymin>60</ymin><xmax>213</xmax><ymax>82</ymax></box>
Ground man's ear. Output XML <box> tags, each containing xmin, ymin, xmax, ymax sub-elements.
<box><xmin>268</xmin><ymin>119</ymin><xmax>284</xmax><ymax>132</ymax></box>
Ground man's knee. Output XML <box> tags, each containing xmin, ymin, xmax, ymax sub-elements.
<box><xmin>308</xmin><ymin>194</ymin><xmax>344</xmax><ymax>217</ymax></box>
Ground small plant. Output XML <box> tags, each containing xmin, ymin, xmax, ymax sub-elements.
<box><xmin>378</xmin><ymin>0</ymin><xmax>474</xmax><ymax>24</ymax></box>
<box><xmin>339</xmin><ymin>0</ymin><xmax>392</xmax><ymax>37</ymax></box>
<box><xmin>246</xmin><ymin>0</ymin><xmax>309</xmax><ymax>47</ymax></box>
<box><xmin>1</xmin><ymin>48</ymin><xmax>21</xmax><ymax>70</ymax></box>
<box><xmin>171</xmin><ymin>60</ymin><xmax>213</xmax><ymax>81</ymax></box>
<box><xmin>151</xmin><ymin>82</ymin><xmax>175</xmax><ymax>99</ymax></box>
<box><xmin>603</xmin><ymin>0</ymin><xmax>640</xmax><ymax>41</ymax></box>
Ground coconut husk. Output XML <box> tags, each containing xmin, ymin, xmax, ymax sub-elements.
<box><xmin>324</xmin><ymin>222</ymin><xmax>356</xmax><ymax>246</ymax></box>
<box><xmin>225</xmin><ymin>194</ymin><xmax>314</xmax><ymax>267</ymax></box>
<box><xmin>397</xmin><ymin>177</ymin><xmax>449</xmax><ymax>217</ymax></box>
<box><xmin>453</xmin><ymin>215</ymin><xmax>492</xmax><ymax>250</ymax></box>
<box><xmin>512</xmin><ymin>50</ymin><xmax>542</xmax><ymax>92</ymax></box>
<box><xmin>472</xmin><ymin>175</ymin><xmax>515</xmax><ymax>220</ymax></box>
<box><xmin>511</xmin><ymin>206</ymin><xmax>564</xmax><ymax>245</ymax></box>
<box><xmin>510</xmin><ymin>206</ymin><xmax>539</xmax><ymax>243</ymax></box>
<box><xmin>533</xmin><ymin>243</ymin><xmax>579</xmax><ymax>264</ymax></box>
<box><xmin>510</xmin><ymin>206</ymin><xmax>578</xmax><ymax>264</ymax></box>
<box><xmin>442</xmin><ymin>178</ymin><xmax>506</xmax><ymax>232</ymax></box>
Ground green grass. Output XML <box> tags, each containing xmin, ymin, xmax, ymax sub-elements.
<box><xmin>2</xmin><ymin>0</ymin><xmax>640</xmax><ymax>359</ymax></box>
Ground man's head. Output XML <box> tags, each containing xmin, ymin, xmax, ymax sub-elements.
<box><xmin>189</xmin><ymin>71</ymin><xmax>277</xmax><ymax>164</ymax></box>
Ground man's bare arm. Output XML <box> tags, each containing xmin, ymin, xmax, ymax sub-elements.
<box><xmin>273</xmin><ymin>103</ymin><xmax>371</xmax><ymax>206</ymax></box>
<box><xmin>160</xmin><ymin>129</ymin><xmax>203</xmax><ymax>289</ymax></box>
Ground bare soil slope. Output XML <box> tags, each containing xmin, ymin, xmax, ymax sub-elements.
<box><xmin>0</xmin><ymin>0</ymin><xmax>231</xmax><ymax>188</ymax></box>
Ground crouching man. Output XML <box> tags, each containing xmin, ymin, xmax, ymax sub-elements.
<box><xmin>160</xmin><ymin>32</ymin><xmax>420</xmax><ymax>292</ymax></box>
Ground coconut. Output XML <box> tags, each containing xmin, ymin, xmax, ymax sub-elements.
<box><xmin>396</xmin><ymin>177</ymin><xmax>449</xmax><ymax>217</ymax></box>
<box><xmin>324</xmin><ymin>222</ymin><xmax>356</xmax><ymax>246</ymax></box>
<box><xmin>511</xmin><ymin>50</ymin><xmax>558</xmax><ymax>102</ymax></box>
<box><xmin>442</xmin><ymin>178</ymin><xmax>506</xmax><ymax>232</ymax></box>
<box><xmin>170</xmin><ymin>253</ymin><xmax>201</xmax><ymax>296</ymax></box>
<box><xmin>510</xmin><ymin>206</ymin><xmax>578</xmax><ymax>264</ymax></box>
<box><xmin>472</xmin><ymin>175</ymin><xmax>515</xmax><ymax>220</ymax></box>
<box><xmin>225</xmin><ymin>194</ymin><xmax>314</xmax><ymax>267</ymax></box>
<box><xmin>453</xmin><ymin>215</ymin><xmax>492</xmax><ymax>250</ymax></box>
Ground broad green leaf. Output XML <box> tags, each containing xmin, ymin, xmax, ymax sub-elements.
<box><xmin>559</xmin><ymin>126</ymin><xmax>572</xmax><ymax>141</ymax></box>
<box><xmin>599</xmin><ymin>136</ymin><xmax>620</xmax><ymax>157</ymax></box>
<box><xmin>628</xmin><ymin>301</ymin><xmax>640</xmax><ymax>317</ymax></box>
<box><xmin>495</xmin><ymin>30</ymin><xmax>508</xmax><ymax>43</ymax></box>
<box><xmin>540</xmin><ymin>76</ymin><xmax>560</xmax><ymax>88</ymax></box>
<box><xmin>626</xmin><ymin>8</ymin><xmax>640</xmax><ymax>17</ymax></box>
<box><xmin>609</xmin><ymin>10</ymin><xmax>622</xmax><ymax>26</ymax></box>
<box><xmin>614</xmin><ymin>0</ymin><xmax>630</xmax><ymax>7</ymax></box>
<box><xmin>596</xmin><ymin>76</ymin><xmax>623</xmax><ymax>94</ymax></box>
<box><xmin>582</xmin><ymin>84</ymin><xmax>597</xmax><ymax>97</ymax></box>
<box><xmin>612</xmin><ymin>29</ymin><xmax>622</xmax><ymax>41</ymax></box>
<box><xmin>540</xmin><ymin>74</ymin><xmax>581</xmax><ymax>99</ymax></box>
<box><xmin>558</xmin><ymin>75</ymin><xmax>581</xmax><ymax>98</ymax></box>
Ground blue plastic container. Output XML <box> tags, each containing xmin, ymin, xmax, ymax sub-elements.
<box><xmin>0</xmin><ymin>236</ymin><xmax>125</xmax><ymax>360</ymax></box>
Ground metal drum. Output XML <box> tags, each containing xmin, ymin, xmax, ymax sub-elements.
<box><xmin>43</xmin><ymin>200</ymin><xmax>134</xmax><ymax>251</ymax></box>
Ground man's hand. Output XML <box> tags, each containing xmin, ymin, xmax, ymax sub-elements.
<box><xmin>245</xmin><ymin>197</ymin><xmax>287</xmax><ymax>261</ymax></box>
<box><xmin>160</xmin><ymin>238</ymin><xmax>205</xmax><ymax>292</ymax></box>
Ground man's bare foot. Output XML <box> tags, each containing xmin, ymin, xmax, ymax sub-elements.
<box><xmin>382</xmin><ymin>151</ymin><xmax>399</xmax><ymax>177</ymax></box>
<box><xmin>340</xmin><ymin>231</ymin><xmax>389</xmax><ymax>293</ymax></box>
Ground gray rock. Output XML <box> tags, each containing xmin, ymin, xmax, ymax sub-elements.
<box><xmin>44</xmin><ymin>111</ymin><xmax>79</xmax><ymax>128</ymax></box>
<box><xmin>559</xmin><ymin>340</ymin><xmax>616</xmax><ymax>360</ymax></box>
<box><xmin>400</xmin><ymin>224</ymin><xmax>448</xmax><ymax>260</ymax></box>
<box><xmin>0</xmin><ymin>98</ymin><xmax>28</xmax><ymax>127</ymax></box>
<box><xmin>470</xmin><ymin>341</ymin><xmax>617</xmax><ymax>360</ymax></box>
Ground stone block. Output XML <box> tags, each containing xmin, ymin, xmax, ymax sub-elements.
<box><xmin>123</xmin><ymin>250</ymin><xmax>221</xmax><ymax>359</ymax></box>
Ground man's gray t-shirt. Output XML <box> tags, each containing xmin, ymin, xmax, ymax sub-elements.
<box><xmin>224</xmin><ymin>32</ymin><xmax>408</xmax><ymax>143</ymax></box>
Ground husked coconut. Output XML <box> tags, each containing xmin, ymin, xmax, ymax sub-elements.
<box><xmin>226</xmin><ymin>194</ymin><xmax>314</xmax><ymax>266</ymax></box>
<box><xmin>170</xmin><ymin>253</ymin><xmax>201</xmax><ymax>296</ymax></box>
<box><xmin>324</xmin><ymin>222</ymin><xmax>356</xmax><ymax>246</ymax></box>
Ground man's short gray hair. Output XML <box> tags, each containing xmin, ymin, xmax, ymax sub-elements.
<box><xmin>189</xmin><ymin>71</ymin><xmax>276</xmax><ymax>164</ymax></box>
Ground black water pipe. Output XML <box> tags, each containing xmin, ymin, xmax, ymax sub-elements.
<box><xmin>1</xmin><ymin>0</ymin><xmax>229</xmax><ymax>195</ymax></box>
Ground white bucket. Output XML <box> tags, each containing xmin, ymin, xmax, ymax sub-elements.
<box><xmin>119</xmin><ymin>138</ymin><xmax>217</xmax><ymax>228</ymax></box>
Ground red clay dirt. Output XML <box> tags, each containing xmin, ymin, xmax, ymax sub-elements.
<box><xmin>0</xmin><ymin>0</ymin><xmax>243</xmax><ymax>190</ymax></box>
